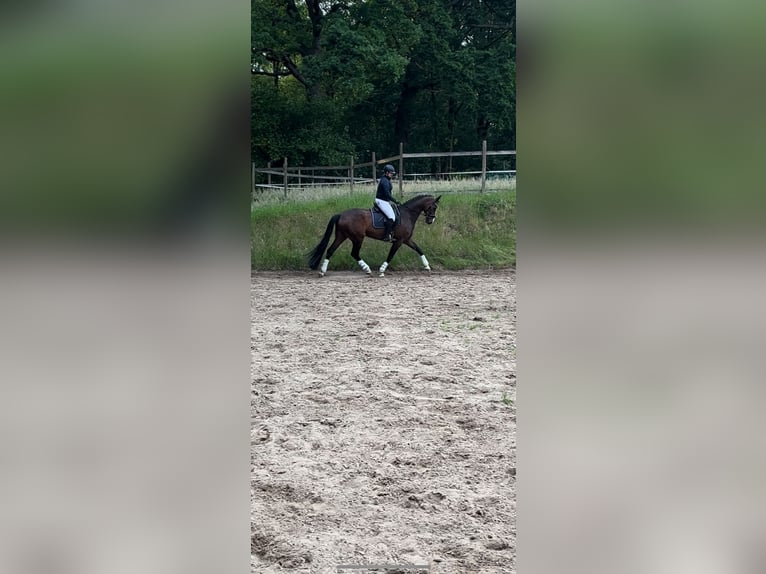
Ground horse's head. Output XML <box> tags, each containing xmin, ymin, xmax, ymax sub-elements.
<box><xmin>424</xmin><ymin>195</ymin><xmax>441</xmax><ymax>224</ymax></box>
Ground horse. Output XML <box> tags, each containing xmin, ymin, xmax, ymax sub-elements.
<box><xmin>308</xmin><ymin>194</ymin><xmax>442</xmax><ymax>277</ymax></box>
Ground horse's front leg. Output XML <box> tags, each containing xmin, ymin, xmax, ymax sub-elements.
<box><xmin>403</xmin><ymin>239</ymin><xmax>431</xmax><ymax>271</ymax></box>
<box><xmin>378</xmin><ymin>241</ymin><xmax>403</xmax><ymax>277</ymax></box>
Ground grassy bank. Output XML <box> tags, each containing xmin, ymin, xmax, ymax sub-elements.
<box><xmin>251</xmin><ymin>188</ymin><xmax>515</xmax><ymax>271</ymax></box>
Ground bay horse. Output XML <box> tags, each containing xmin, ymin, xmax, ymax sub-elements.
<box><xmin>308</xmin><ymin>194</ymin><xmax>441</xmax><ymax>277</ymax></box>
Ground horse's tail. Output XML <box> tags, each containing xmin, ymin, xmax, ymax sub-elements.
<box><xmin>308</xmin><ymin>214</ymin><xmax>340</xmax><ymax>269</ymax></box>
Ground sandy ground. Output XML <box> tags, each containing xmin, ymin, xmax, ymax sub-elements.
<box><xmin>251</xmin><ymin>269</ymin><xmax>516</xmax><ymax>573</ymax></box>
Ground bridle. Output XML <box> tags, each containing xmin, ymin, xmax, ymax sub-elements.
<box><xmin>424</xmin><ymin>202</ymin><xmax>438</xmax><ymax>224</ymax></box>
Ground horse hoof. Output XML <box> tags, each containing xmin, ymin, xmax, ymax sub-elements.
<box><xmin>318</xmin><ymin>272</ymin><xmax>325</xmax><ymax>277</ymax></box>
<box><xmin>379</xmin><ymin>272</ymin><xmax>385</xmax><ymax>278</ymax></box>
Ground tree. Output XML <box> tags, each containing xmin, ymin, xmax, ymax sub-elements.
<box><xmin>251</xmin><ymin>0</ymin><xmax>515</xmax><ymax>164</ymax></box>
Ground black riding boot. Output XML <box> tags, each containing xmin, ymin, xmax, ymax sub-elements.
<box><xmin>383</xmin><ymin>219</ymin><xmax>395</xmax><ymax>242</ymax></box>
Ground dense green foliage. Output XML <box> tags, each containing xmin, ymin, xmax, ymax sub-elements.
<box><xmin>251</xmin><ymin>190</ymin><xmax>515</xmax><ymax>270</ymax></box>
<box><xmin>252</xmin><ymin>0</ymin><xmax>515</xmax><ymax>166</ymax></box>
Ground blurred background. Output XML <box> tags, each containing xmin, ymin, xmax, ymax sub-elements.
<box><xmin>0</xmin><ymin>0</ymin><xmax>248</xmax><ymax>235</ymax></box>
<box><xmin>520</xmin><ymin>1</ymin><xmax>766</xmax><ymax>573</ymax></box>
<box><xmin>2</xmin><ymin>0</ymin><xmax>766</xmax><ymax>573</ymax></box>
<box><xmin>521</xmin><ymin>0</ymin><xmax>766</xmax><ymax>231</ymax></box>
<box><xmin>0</xmin><ymin>2</ymin><xmax>250</xmax><ymax>574</ymax></box>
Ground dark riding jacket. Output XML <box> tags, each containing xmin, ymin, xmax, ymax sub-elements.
<box><xmin>376</xmin><ymin>176</ymin><xmax>395</xmax><ymax>202</ymax></box>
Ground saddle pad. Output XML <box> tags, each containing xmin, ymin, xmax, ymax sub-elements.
<box><xmin>371</xmin><ymin>204</ymin><xmax>400</xmax><ymax>229</ymax></box>
<box><xmin>370</xmin><ymin>208</ymin><xmax>387</xmax><ymax>229</ymax></box>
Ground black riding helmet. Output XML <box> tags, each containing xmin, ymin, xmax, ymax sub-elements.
<box><xmin>383</xmin><ymin>164</ymin><xmax>396</xmax><ymax>176</ymax></box>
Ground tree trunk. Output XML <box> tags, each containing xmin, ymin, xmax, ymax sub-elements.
<box><xmin>477</xmin><ymin>114</ymin><xmax>491</xmax><ymax>141</ymax></box>
<box><xmin>394</xmin><ymin>82</ymin><xmax>417</xmax><ymax>146</ymax></box>
<box><xmin>431</xmin><ymin>90</ymin><xmax>440</xmax><ymax>176</ymax></box>
<box><xmin>447</xmin><ymin>97</ymin><xmax>461</xmax><ymax>178</ymax></box>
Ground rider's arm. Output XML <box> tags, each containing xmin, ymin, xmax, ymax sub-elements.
<box><xmin>388</xmin><ymin>180</ymin><xmax>398</xmax><ymax>202</ymax></box>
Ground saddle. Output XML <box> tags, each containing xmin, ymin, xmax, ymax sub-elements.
<box><xmin>371</xmin><ymin>203</ymin><xmax>400</xmax><ymax>229</ymax></box>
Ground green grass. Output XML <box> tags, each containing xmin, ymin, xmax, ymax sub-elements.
<box><xmin>252</xmin><ymin>178</ymin><xmax>515</xmax><ymax>206</ymax></box>
<box><xmin>251</xmin><ymin>184</ymin><xmax>515</xmax><ymax>271</ymax></box>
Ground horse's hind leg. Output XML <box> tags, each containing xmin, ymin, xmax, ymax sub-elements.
<box><xmin>349</xmin><ymin>239</ymin><xmax>371</xmax><ymax>275</ymax></box>
<box><xmin>319</xmin><ymin>234</ymin><xmax>347</xmax><ymax>276</ymax></box>
<box><xmin>378</xmin><ymin>241</ymin><xmax>403</xmax><ymax>277</ymax></box>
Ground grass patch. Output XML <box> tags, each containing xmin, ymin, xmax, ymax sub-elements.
<box><xmin>252</xmin><ymin>178</ymin><xmax>515</xmax><ymax>206</ymax></box>
<box><xmin>251</xmin><ymin>183</ymin><xmax>515</xmax><ymax>271</ymax></box>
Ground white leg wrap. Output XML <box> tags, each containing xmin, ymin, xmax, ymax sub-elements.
<box><xmin>320</xmin><ymin>259</ymin><xmax>329</xmax><ymax>274</ymax></box>
<box><xmin>379</xmin><ymin>261</ymin><xmax>389</xmax><ymax>274</ymax></box>
<box><xmin>420</xmin><ymin>254</ymin><xmax>431</xmax><ymax>270</ymax></box>
<box><xmin>358</xmin><ymin>259</ymin><xmax>371</xmax><ymax>274</ymax></box>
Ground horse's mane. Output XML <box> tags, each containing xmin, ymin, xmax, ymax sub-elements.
<box><xmin>402</xmin><ymin>194</ymin><xmax>434</xmax><ymax>206</ymax></box>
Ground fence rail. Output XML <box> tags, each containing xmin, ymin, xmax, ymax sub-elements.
<box><xmin>252</xmin><ymin>141</ymin><xmax>515</xmax><ymax>197</ymax></box>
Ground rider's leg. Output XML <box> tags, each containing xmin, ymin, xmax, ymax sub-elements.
<box><xmin>375</xmin><ymin>200</ymin><xmax>396</xmax><ymax>241</ymax></box>
<box><xmin>383</xmin><ymin>218</ymin><xmax>394</xmax><ymax>242</ymax></box>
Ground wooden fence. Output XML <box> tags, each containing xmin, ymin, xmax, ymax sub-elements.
<box><xmin>252</xmin><ymin>142</ymin><xmax>516</xmax><ymax>197</ymax></box>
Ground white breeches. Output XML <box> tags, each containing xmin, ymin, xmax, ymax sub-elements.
<box><xmin>374</xmin><ymin>199</ymin><xmax>395</xmax><ymax>220</ymax></box>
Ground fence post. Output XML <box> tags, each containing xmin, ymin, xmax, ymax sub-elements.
<box><xmin>298</xmin><ymin>167</ymin><xmax>302</xmax><ymax>188</ymax></box>
<box><xmin>481</xmin><ymin>139</ymin><xmax>487</xmax><ymax>193</ymax></box>
<box><xmin>371</xmin><ymin>152</ymin><xmax>376</xmax><ymax>184</ymax></box>
<box><xmin>398</xmin><ymin>142</ymin><xmax>404</xmax><ymax>197</ymax></box>
<box><xmin>283</xmin><ymin>157</ymin><xmax>288</xmax><ymax>198</ymax></box>
<box><xmin>350</xmin><ymin>156</ymin><xmax>354</xmax><ymax>194</ymax></box>
<box><xmin>267</xmin><ymin>160</ymin><xmax>272</xmax><ymax>187</ymax></box>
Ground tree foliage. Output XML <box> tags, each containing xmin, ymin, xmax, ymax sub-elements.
<box><xmin>252</xmin><ymin>0</ymin><xmax>515</xmax><ymax>166</ymax></box>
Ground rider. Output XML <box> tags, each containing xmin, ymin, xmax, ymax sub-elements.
<box><xmin>375</xmin><ymin>164</ymin><xmax>400</xmax><ymax>242</ymax></box>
